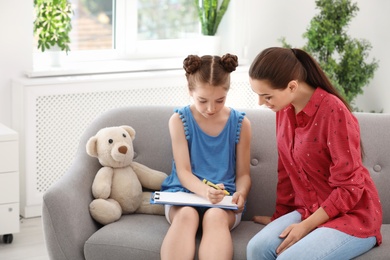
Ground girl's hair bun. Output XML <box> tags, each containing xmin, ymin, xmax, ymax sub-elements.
<box><xmin>183</xmin><ymin>55</ymin><xmax>202</xmax><ymax>74</ymax></box>
<box><xmin>220</xmin><ymin>53</ymin><xmax>238</xmax><ymax>72</ymax></box>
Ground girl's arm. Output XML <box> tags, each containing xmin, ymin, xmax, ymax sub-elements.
<box><xmin>169</xmin><ymin>113</ymin><xmax>220</xmax><ymax>201</ymax></box>
<box><xmin>232</xmin><ymin>117</ymin><xmax>252</xmax><ymax>213</ymax></box>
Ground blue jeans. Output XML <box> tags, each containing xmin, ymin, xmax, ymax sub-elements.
<box><xmin>247</xmin><ymin>211</ymin><xmax>376</xmax><ymax>260</ymax></box>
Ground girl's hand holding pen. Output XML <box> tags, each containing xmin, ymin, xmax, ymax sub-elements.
<box><xmin>203</xmin><ymin>179</ymin><xmax>228</xmax><ymax>204</ymax></box>
<box><xmin>203</xmin><ymin>179</ymin><xmax>230</xmax><ymax>195</ymax></box>
<box><xmin>206</xmin><ymin>186</ymin><xmax>226</xmax><ymax>204</ymax></box>
<box><xmin>202</xmin><ymin>179</ymin><xmax>246</xmax><ymax>212</ymax></box>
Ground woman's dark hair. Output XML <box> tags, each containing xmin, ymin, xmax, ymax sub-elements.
<box><xmin>183</xmin><ymin>53</ymin><xmax>238</xmax><ymax>91</ymax></box>
<box><xmin>249</xmin><ymin>47</ymin><xmax>351</xmax><ymax>111</ymax></box>
<box><xmin>249</xmin><ymin>47</ymin><xmax>366</xmax><ymax>156</ymax></box>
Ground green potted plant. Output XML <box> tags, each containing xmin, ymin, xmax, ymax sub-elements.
<box><xmin>280</xmin><ymin>0</ymin><xmax>378</xmax><ymax>109</ymax></box>
<box><xmin>34</xmin><ymin>0</ymin><xmax>73</xmax><ymax>54</ymax></box>
<box><xmin>195</xmin><ymin>0</ymin><xmax>231</xmax><ymax>36</ymax></box>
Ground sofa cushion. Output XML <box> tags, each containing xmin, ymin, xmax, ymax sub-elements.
<box><xmin>84</xmin><ymin>215</ymin><xmax>168</xmax><ymax>259</ymax></box>
<box><xmin>84</xmin><ymin>214</ymin><xmax>264</xmax><ymax>260</ymax></box>
<box><xmin>355</xmin><ymin>225</ymin><xmax>390</xmax><ymax>259</ymax></box>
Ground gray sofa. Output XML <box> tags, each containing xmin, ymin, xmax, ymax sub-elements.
<box><xmin>42</xmin><ymin>106</ymin><xmax>389</xmax><ymax>259</ymax></box>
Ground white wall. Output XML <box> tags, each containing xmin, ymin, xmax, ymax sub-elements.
<box><xmin>0</xmin><ymin>0</ymin><xmax>389</xmax><ymax>128</ymax></box>
<box><xmin>348</xmin><ymin>1</ymin><xmax>390</xmax><ymax>112</ymax></box>
<box><xmin>0</xmin><ymin>1</ymin><xmax>33</xmax><ymax>127</ymax></box>
<box><xmin>238</xmin><ymin>0</ymin><xmax>390</xmax><ymax>113</ymax></box>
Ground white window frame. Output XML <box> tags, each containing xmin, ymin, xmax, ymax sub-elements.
<box><xmin>32</xmin><ymin>0</ymin><xmax>202</xmax><ymax>72</ymax></box>
<box><xmin>30</xmin><ymin>1</ymin><xmax>252</xmax><ymax>78</ymax></box>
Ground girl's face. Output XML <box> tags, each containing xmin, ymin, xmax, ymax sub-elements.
<box><xmin>250</xmin><ymin>78</ymin><xmax>294</xmax><ymax>112</ymax></box>
<box><xmin>190</xmin><ymin>83</ymin><xmax>228</xmax><ymax>118</ymax></box>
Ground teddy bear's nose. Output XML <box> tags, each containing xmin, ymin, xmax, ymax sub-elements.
<box><xmin>118</xmin><ymin>146</ymin><xmax>128</xmax><ymax>154</ymax></box>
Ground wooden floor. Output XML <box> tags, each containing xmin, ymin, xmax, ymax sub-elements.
<box><xmin>0</xmin><ymin>217</ymin><xmax>49</xmax><ymax>260</ymax></box>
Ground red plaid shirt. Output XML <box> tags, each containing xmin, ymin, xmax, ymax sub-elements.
<box><xmin>272</xmin><ymin>87</ymin><xmax>382</xmax><ymax>245</ymax></box>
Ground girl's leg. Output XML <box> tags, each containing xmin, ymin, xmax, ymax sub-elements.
<box><xmin>160</xmin><ymin>206</ymin><xmax>200</xmax><ymax>260</ymax></box>
<box><xmin>277</xmin><ymin>227</ymin><xmax>377</xmax><ymax>260</ymax></box>
<box><xmin>199</xmin><ymin>208</ymin><xmax>236</xmax><ymax>260</ymax></box>
<box><xmin>246</xmin><ymin>211</ymin><xmax>302</xmax><ymax>260</ymax></box>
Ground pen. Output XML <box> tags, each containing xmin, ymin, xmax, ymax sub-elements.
<box><xmin>202</xmin><ymin>179</ymin><xmax>230</xmax><ymax>195</ymax></box>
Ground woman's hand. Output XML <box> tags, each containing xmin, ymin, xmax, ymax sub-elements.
<box><xmin>275</xmin><ymin>207</ymin><xmax>329</xmax><ymax>255</ymax></box>
<box><xmin>252</xmin><ymin>216</ymin><xmax>272</xmax><ymax>225</ymax></box>
<box><xmin>276</xmin><ymin>222</ymin><xmax>311</xmax><ymax>255</ymax></box>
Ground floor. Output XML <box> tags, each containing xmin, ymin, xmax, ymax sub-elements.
<box><xmin>0</xmin><ymin>217</ymin><xmax>49</xmax><ymax>260</ymax></box>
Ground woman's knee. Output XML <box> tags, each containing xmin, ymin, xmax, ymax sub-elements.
<box><xmin>247</xmin><ymin>228</ymin><xmax>282</xmax><ymax>260</ymax></box>
<box><xmin>246</xmin><ymin>236</ymin><xmax>259</xmax><ymax>254</ymax></box>
<box><xmin>247</xmin><ymin>232</ymin><xmax>272</xmax><ymax>251</ymax></box>
<box><xmin>247</xmin><ymin>241</ymin><xmax>267</xmax><ymax>260</ymax></box>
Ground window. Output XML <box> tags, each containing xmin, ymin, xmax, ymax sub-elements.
<box><xmin>137</xmin><ymin>0</ymin><xmax>199</xmax><ymax>41</ymax></box>
<box><xmin>33</xmin><ymin>0</ymin><xmax>200</xmax><ymax>69</ymax></box>
<box><xmin>68</xmin><ymin>0</ymin><xmax>114</xmax><ymax>51</ymax></box>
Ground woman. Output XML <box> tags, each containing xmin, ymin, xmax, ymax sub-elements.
<box><xmin>246</xmin><ymin>47</ymin><xmax>382</xmax><ymax>260</ymax></box>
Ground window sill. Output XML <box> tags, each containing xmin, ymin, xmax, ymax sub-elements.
<box><xmin>27</xmin><ymin>56</ymin><xmax>250</xmax><ymax>78</ymax></box>
<box><xmin>26</xmin><ymin>58</ymin><xmax>188</xmax><ymax>78</ymax></box>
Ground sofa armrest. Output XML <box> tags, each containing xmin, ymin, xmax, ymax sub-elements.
<box><xmin>42</xmin><ymin>105</ymin><xmax>176</xmax><ymax>259</ymax></box>
<box><xmin>42</xmin><ymin>148</ymin><xmax>101</xmax><ymax>260</ymax></box>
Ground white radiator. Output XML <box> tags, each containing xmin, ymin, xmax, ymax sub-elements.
<box><xmin>12</xmin><ymin>67</ymin><xmax>255</xmax><ymax>218</ymax></box>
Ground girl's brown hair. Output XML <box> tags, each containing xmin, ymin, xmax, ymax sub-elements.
<box><xmin>183</xmin><ymin>53</ymin><xmax>238</xmax><ymax>91</ymax></box>
<box><xmin>249</xmin><ymin>47</ymin><xmax>351</xmax><ymax>111</ymax></box>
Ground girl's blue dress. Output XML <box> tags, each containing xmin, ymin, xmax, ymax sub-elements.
<box><xmin>161</xmin><ymin>105</ymin><xmax>246</xmax><ymax>194</ymax></box>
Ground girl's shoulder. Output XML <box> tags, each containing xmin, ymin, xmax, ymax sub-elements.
<box><xmin>170</xmin><ymin>106</ymin><xmax>191</xmax><ymax>140</ymax></box>
<box><xmin>171</xmin><ymin>106</ymin><xmax>191</xmax><ymax>122</ymax></box>
<box><xmin>229</xmin><ymin>107</ymin><xmax>247</xmax><ymax>123</ymax></box>
<box><xmin>229</xmin><ymin>107</ymin><xmax>243</xmax><ymax>115</ymax></box>
<box><xmin>229</xmin><ymin>108</ymin><xmax>250</xmax><ymax>143</ymax></box>
<box><xmin>173</xmin><ymin>105</ymin><xmax>190</xmax><ymax>115</ymax></box>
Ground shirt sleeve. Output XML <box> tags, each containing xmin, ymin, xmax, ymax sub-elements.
<box><xmin>320</xmin><ymin>104</ymin><xmax>366</xmax><ymax>219</ymax></box>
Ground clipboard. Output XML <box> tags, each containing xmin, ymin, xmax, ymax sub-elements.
<box><xmin>150</xmin><ymin>191</ymin><xmax>238</xmax><ymax>210</ymax></box>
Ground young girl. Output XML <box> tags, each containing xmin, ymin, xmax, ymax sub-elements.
<box><xmin>160</xmin><ymin>54</ymin><xmax>251</xmax><ymax>260</ymax></box>
<box><xmin>246</xmin><ymin>47</ymin><xmax>382</xmax><ymax>260</ymax></box>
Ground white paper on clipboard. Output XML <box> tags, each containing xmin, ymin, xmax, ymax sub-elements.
<box><xmin>150</xmin><ymin>191</ymin><xmax>238</xmax><ymax>210</ymax></box>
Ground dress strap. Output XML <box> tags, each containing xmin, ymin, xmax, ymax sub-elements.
<box><xmin>174</xmin><ymin>108</ymin><xmax>190</xmax><ymax>140</ymax></box>
<box><xmin>235</xmin><ymin>112</ymin><xmax>246</xmax><ymax>143</ymax></box>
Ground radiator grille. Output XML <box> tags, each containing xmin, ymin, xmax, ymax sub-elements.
<box><xmin>35</xmin><ymin>81</ymin><xmax>255</xmax><ymax>192</ymax></box>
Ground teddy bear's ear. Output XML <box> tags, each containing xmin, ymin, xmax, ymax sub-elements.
<box><xmin>120</xmin><ymin>125</ymin><xmax>136</xmax><ymax>140</ymax></box>
<box><xmin>86</xmin><ymin>136</ymin><xmax>99</xmax><ymax>157</ymax></box>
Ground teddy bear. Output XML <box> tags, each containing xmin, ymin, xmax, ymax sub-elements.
<box><xmin>86</xmin><ymin>125</ymin><xmax>168</xmax><ymax>225</ymax></box>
